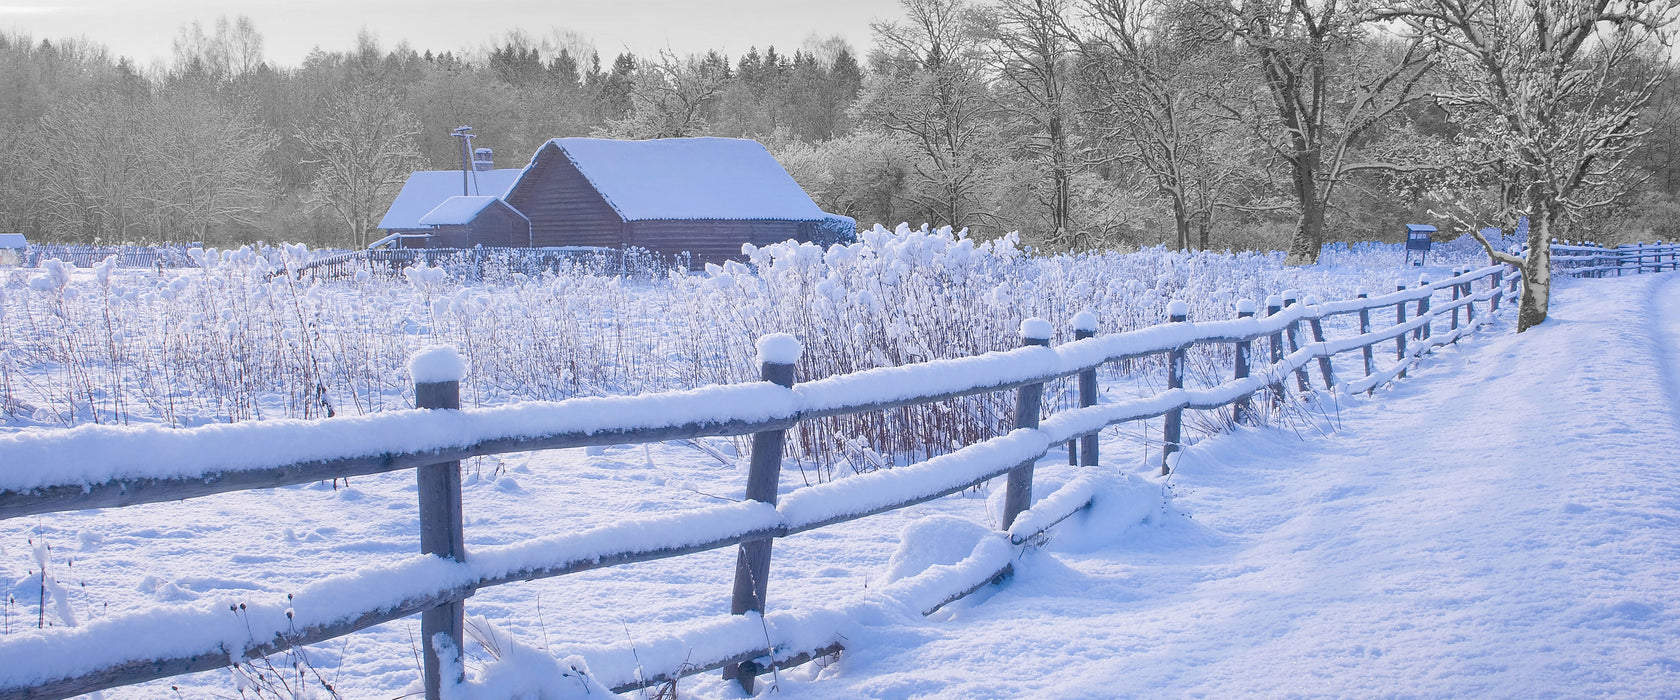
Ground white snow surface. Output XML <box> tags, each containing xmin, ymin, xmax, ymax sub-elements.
<box><xmin>409</xmin><ymin>345</ymin><xmax>469</xmax><ymax>384</ymax></box>
<box><xmin>377</xmin><ymin>169</ymin><xmax>524</xmax><ymax>230</ymax></box>
<box><xmin>1018</xmin><ymin>317</ymin><xmax>1053</xmax><ymax>340</ymax></box>
<box><xmin>4</xmin><ymin>268</ymin><xmax>1678</xmax><ymax>698</ymax></box>
<box><xmin>768</xmin><ymin>272</ymin><xmax>1680</xmax><ymax>698</ymax></box>
<box><xmin>543</xmin><ymin>137</ymin><xmax>834</xmax><ymax>222</ymax></box>
<box><xmin>756</xmin><ymin>332</ymin><xmax>805</xmax><ymax>365</ymax></box>
<box><xmin>416</xmin><ymin>196</ymin><xmax>517</xmax><ymax>227</ymax></box>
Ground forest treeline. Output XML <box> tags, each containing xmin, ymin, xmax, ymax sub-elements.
<box><xmin>2</xmin><ymin>0</ymin><xmax>1677</xmax><ymax>259</ymax></box>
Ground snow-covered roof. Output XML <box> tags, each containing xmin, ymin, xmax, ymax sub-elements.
<box><xmin>417</xmin><ymin>196</ymin><xmax>524</xmax><ymax>226</ymax></box>
<box><xmin>1406</xmin><ymin>224</ymin><xmax>1438</xmax><ymax>233</ymax></box>
<box><xmin>378</xmin><ymin>169</ymin><xmax>524</xmax><ymax>230</ymax></box>
<box><xmin>0</xmin><ymin>233</ymin><xmax>25</xmax><ymax>248</ymax></box>
<box><xmin>534</xmin><ymin>137</ymin><xmax>831</xmax><ymax>222</ymax></box>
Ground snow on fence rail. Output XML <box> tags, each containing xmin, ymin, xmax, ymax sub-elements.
<box><xmin>1551</xmin><ymin>240</ymin><xmax>1680</xmax><ymax>278</ymax></box>
<box><xmin>0</xmin><ymin>264</ymin><xmax>1527</xmax><ymax>699</ymax></box>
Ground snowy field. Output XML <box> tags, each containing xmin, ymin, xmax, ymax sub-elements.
<box><xmin>5</xmin><ymin>235</ymin><xmax>1671</xmax><ymax>698</ymax></box>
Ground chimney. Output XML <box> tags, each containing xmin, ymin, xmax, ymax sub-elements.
<box><xmin>473</xmin><ymin>148</ymin><xmax>494</xmax><ymax>172</ymax></box>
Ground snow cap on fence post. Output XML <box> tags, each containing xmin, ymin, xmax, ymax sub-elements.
<box><xmin>1282</xmin><ymin>289</ymin><xmax>1299</xmax><ymax>306</ymax></box>
<box><xmin>408</xmin><ymin>345</ymin><xmax>468</xmax><ymax>385</ymax></box>
<box><xmin>1264</xmin><ymin>294</ymin><xmax>1284</xmax><ymax>312</ymax></box>
<box><xmin>1019</xmin><ymin>317</ymin><xmax>1053</xmax><ymax>342</ymax></box>
<box><xmin>1071</xmin><ymin>310</ymin><xmax>1099</xmax><ymax>333</ymax></box>
<box><xmin>1235</xmin><ymin>298</ymin><xmax>1257</xmax><ymax>316</ymax></box>
<box><xmin>755</xmin><ymin>333</ymin><xmax>804</xmax><ymax>366</ymax></box>
<box><xmin>1167</xmin><ymin>300</ymin><xmax>1189</xmax><ymax>320</ymax></box>
<box><xmin>1418</xmin><ymin>273</ymin><xmax>1432</xmax><ymax>287</ymax></box>
<box><xmin>1303</xmin><ymin>295</ymin><xmax>1321</xmax><ymax>307</ymax></box>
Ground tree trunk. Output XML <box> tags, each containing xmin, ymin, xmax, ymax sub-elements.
<box><xmin>1170</xmin><ymin>192</ymin><xmax>1192</xmax><ymax>251</ymax></box>
<box><xmin>1284</xmin><ymin>152</ymin><xmax>1324</xmax><ymax>265</ymax></box>
<box><xmin>1516</xmin><ymin>203</ymin><xmax>1555</xmax><ymax>332</ymax></box>
<box><xmin>1049</xmin><ymin>112</ymin><xmax>1069</xmax><ymax>243</ymax></box>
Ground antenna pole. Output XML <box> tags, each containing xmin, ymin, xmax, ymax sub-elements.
<box><xmin>452</xmin><ymin>126</ymin><xmax>475</xmax><ymax>196</ymax></box>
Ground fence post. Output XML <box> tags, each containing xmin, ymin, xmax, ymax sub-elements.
<box><xmin>1304</xmin><ymin>297</ymin><xmax>1335</xmax><ymax>390</ymax></box>
<box><xmin>1357</xmin><ymin>292</ymin><xmax>1375</xmax><ymax>395</ymax></box>
<box><xmin>1491</xmin><ymin>270</ymin><xmax>1502</xmax><ymax>312</ymax></box>
<box><xmin>725</xmin><ymin>334</ymin><xmax>801</xmax><ymax>693</ymax></box>
<box><xmin>1004</xmin><ymin>319</ymin><xmax>1052</xmax><ymax>528</ymax></box>
<box><xmin>1233</xmin><ymin>300</ymin><xmax>1256</xmax><ymax>425</ymax></box>
<box><xmin>412</xmin><ymin>348</ymin><xmax>468</xmax><ymax>700</ymax></box>
<box><xmin>1282</xmin><ymin>290</ymin><xmax>1310</xmax><ymax>392</ymax></box>
<box><xmin>1415</xmin><ymin>275</ymin><xmax>1431</xmax><ymax>342</ymax></box>
<box><xmin>1464</xmin><ymin>273</ymin><xmax>1476</xmax><ymax>326</ymax></box>
<box><xmin>1449</xmin><ymin>275</ymin><xmax>1462</xmax><ymax>336</ymax></box>
<box><xmin>1161</xmin><ymin>301</ymin><xmax>1188</xmax><ymax>476</ymax></box>
<box><xmin>1073</xmin><ymin>311</ymin><xmax>1100</xmax><ymax>467</ymax></box>
<box><xmin>1266</xmin><ymin>294</ymin><xmax>1286</xmax><ymax>407</ymax></box>
<box><xmin>1395</xmin><ymin>284</ymin><xmax>1409</xmax><ymax>380</ymax></box>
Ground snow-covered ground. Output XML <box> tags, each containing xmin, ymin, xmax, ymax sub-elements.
<box><xmin>3</xmin><ymin>257</ymin><xmax>1674</xmax><ymax>698</ymax></box>
<box><xmin>766</xmin><ymin>271</ymin><xmax>1680</xmax><ymax>698</ymax></box>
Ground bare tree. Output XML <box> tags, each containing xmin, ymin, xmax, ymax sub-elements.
<box><xmin>146</xmin><ymin>90</ymin><xmax>277</xmax><ymax>242</ymax></box>
<box><xmin>986</xmin><ymin>0</ymin><xmax>1079</xmax><ymax>248</ymax></box>
<box><xmin>1212</xmin><ymin>0</ymin><xmax>1433</xmax><ymax>264</ymax></box>
<box><xmin>597</xmin><ymin>50</ymin><xmax>727</xmax><ymax>139</ymax></box>
<box><xmin>26</xmin><ymin>87</ymin><xmax>275</xmax><ymax>244</ymax></box>
<box><xmin>171</xmin><ymin>15</ymin><xmax>266</xmax><ymax>81</ymax></box>
<box><xmin>859</xmin><ymin>0</ymin><xmax>1002</xmax><ymax>228</ymax></box>
<box><xmin>1379</xmin><ymin>0</ymin><xmax>1679</xmax><ymax>330</ymax></box>
<box><xmin>296</xmin><ymin>86</ymin><xmax>424</xmax><ymax>248</ymax></box>
<box><xmin>1075</xmin><ymin>0</ymin><xmax>1260</xmax><ymax>250</ymax></box>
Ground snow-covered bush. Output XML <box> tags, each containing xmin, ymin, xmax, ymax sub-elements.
<box><xmin>0</xmin><ymin>231</ymin><xmax>1496</xmax><ymax>471</ymax></box>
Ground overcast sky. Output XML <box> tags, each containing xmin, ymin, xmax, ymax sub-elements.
<box><xmin>0</xmin><ymin>0</ymin><xmax>904</xmax><ymax>67</ymax></box>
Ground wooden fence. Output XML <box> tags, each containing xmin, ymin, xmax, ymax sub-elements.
<box><xmin>1551</xmin><ymin>240</ymin><xmax>1680</xmax><ymax>277</ymax></box>
<box><xmin>0</xmin><ymin>263</ymin><xmax>1541</xmax><ymax>699</ymax></box>
<box><xmin>21</xmin><ymin>244</ymin><xmax>202</xmax><ymax>269</ymax></box>
<box><xmin>290</xmin><ymin>245</ymin><xmax>682</xmax><ymax>282</ymax></box>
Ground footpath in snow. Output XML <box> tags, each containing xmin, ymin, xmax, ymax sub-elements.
<box><xmin>767</xmin><ymin>272</ymin><xmax>1680</xmax><ymax>698</ymax></box>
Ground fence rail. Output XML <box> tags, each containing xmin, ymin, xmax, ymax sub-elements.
<box><xmin>1551</xmin><ymin>240</ymin><xmax>1680</xmax><ymax>277</ymax></box>
<box><xmin>0</xmin><ymin>260</ymin><xmax>1555</xmax><ymax>699</ymax></box>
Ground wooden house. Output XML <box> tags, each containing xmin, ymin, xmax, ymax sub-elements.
<box><xmin>416</xmin><ymin>196</ymin><xmax>531</xmax><ymax>248</ymax></box>
<box><xmin>377</xmin><ymin>164</ymin><xmax>524</xmax><ymax>248</ymax></box>
<box><xmin>377</xmin><ymin>137</ymin><xmax>854</xmax><ymax>262</ymax></box>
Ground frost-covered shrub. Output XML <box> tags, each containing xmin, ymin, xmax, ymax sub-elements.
<box><xmin>0</xmin><ymin>231</ymin><xmax>1496</xmax><ymax>472</ymax></box>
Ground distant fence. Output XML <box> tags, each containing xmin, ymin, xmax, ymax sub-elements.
<box><xmin>290</xmin><ymin>245</ymin><xmax>686</xmax><ymax>281</ymax></box>
<box><xmin>0</xmin><ymin>262</ymin><xmax>1537</xmax><ymax>699</ymax></box>
<box><xmin>21</xmin><ymin>244</ymin><xmax>202</xmax><ymax>269</ymax></box>
<box><xmin>7</xmin><ymin>244</ymin><xmax>682</xmax><ymax>280</ymax></box>
<box><xmin>1551</xmin><ymin>240</ymin><xmax>1680</xmax><ymax>277</ymax></box>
